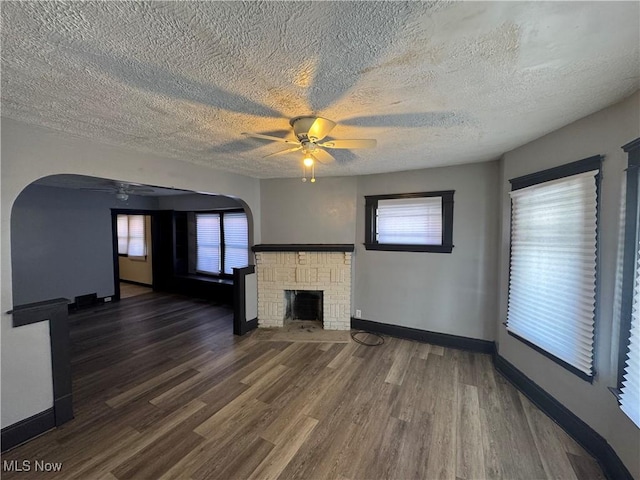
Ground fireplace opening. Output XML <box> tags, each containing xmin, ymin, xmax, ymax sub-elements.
<box><xmin>284</xmin><ymin>290</ymin><xmax>323</xmax><ymax>323</ymax></box>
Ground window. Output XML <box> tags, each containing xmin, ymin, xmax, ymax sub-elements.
<box><xmin>364</xmin><ymin>191</ymin><xmax>454</xmax><ymax>253</ymax></box>
<box><xmin>617</xmin><ymin>138</ymin><xmax>640</xmax><ymax>427</ymax></box>
<box><xmin>195</xmin><ymin>211</ymin><xmax>248</xmax><ymax>276</ymax></box>
<box><xmin>223</xmin><ymin>212</ymin><xmax>249</xmax><ymax>274</ymax></box>
<box><xmin>506</xmin><ymin>156</ymin><xmax>602</xmax><ymax>381</ymax></box>
<box><xmin>196</xmin><ymin>213</ymin><xmax>221</xmax><ymax>274</ymax></box>
<box><xmin>116</xmin><ymin>214</ymin><xmax>146</xmax><ymax>258</ymax></box>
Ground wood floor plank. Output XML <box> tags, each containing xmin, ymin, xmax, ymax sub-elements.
<box><xmin>456</xmin><ymin>383</ymin><xmax>486</xmax><ymax>480</ymax></box>
<box><xmin>104</xmin><ymin>349</ymin><xmax>217</xmax><ymax>408</ymax></box>
<box><xmin>394</xmin><ymin>409</ymin><xmax>432</xmax><ymax>480</ymax></box>
<box><xmin>424</xmin><ymin>351</ymin><xmax>458</xmax><ymax>480</ymax></box>
<box><xmin>249</xmin><ymin>414</ymin><xmax>318</xmax><ymax>480</ymax></box>
<box><xmin>0</xmin><ymin>292</ymin><xmax>607</xmax><ymax>480</ymax></box>
<box><xmin>567</xmin><ymin>452</ymin><xmax>607</xmax><ymax>480</ymax></box>
<box><xmin>385</xmin><ymin>339</ymin><xmax>416</xmax><ymax>385</ymax></box>
<box><xmin>193</xmin><ymin>365</ymin><xmax>289</xmax><ymax>439</ymax></box>
<box><xmin>192</xmin><ymin>435</ymin><xmax>274</xmax><ymax>480</ymax></box>
<box><xmin>519</xmin><ymin>392</ymin><xmax>579</xmax><ymax>480</ymax></box>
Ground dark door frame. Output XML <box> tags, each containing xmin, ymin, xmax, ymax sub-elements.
<box><xmin>110</xmin><ymin>209</ymin><xmax>158</xmax><ymax>301</ymax></box>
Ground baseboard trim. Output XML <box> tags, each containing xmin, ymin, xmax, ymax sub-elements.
<box><xmin>119</xmin><ymin>279</ymin><xmax>153</xmax><ymax>288</ymax></box>
<box><xmin>493</xmin><ymin>354</ymin><xmax>633</xmax><ymax>480</ymax></box>
<box><xmin>1</xmin><ymin>409</ymin><xmax>55</xmax><ymax>452</ymax></box>
<box><xmin>350</xmin><ymin>317</ymin><xmax>495</xmax><ymax>354</ymax></box>
<box><xmin>53</xmin><ymin>394</ymin><xmax>74</xmax><ymax>426</ymax></box>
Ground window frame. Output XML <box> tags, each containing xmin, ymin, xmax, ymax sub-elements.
<box><xmin>616</xmin><ymin>138</ymin><xmax>640</xmax><ymax>395</ymax></box>
<box><xmin>194</xmin><ymin>208</ymin><xmax>248</xmax><ymax>279</ymax></box>
<box><xmin>364</xmin><ymin>190</ymin><xmax>454</xmax><ymax>253</ymax></box>
<box><xmin>507</xmin><ymin>154</ymin><xmax>603</xmax><ymax>382</ymax></box>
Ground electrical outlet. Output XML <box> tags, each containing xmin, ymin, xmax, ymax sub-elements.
<box><xmin>104</xmin><ymin>297</ymin><xmax>112</xmax><ymax>302</ymax></box>
<box><xmin>355</xmin><ymin>309</ymin><xmax>362</xmax><ymax>318</ymax></box>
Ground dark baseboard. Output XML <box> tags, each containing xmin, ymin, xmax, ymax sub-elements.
<box><xmin>119</xmin><ymin>279</ymin><xmax>153</xmax><ymax>288</ymax></box>
<box><xmin>53</xmin><ymin>394</ymin><xmax>74</xmax><ymax>426</ymax></box>
<box><xmin>1</xmin><ymin>409</ymin><xmax>55</xmax><ymax>452</ymax></box>
<box><xmin>350</xmin><ymin>317</ymin><xmax>495</xmax><ymax>354</ymax></box>
<box><xmin>493</xmin><ymin>354</ymin><xmax>633</xmax><ymax>480</ymax></box>
<box><xmin>68</xmin><ymin>295</ymin><xmax>115</xmax><ymax>313</ymax></box>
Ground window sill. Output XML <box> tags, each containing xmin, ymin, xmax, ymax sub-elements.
<box><xmin>608</xmin><ymin>386</ymin><xmax>622</xmax><ymax>403</ymax></box>
<box><xmin>177</xmin><ymin>274</ymin><xmax>233</xmax><ymax>285</ymax></box>
<box><xmin>363</xmin><ymin>243</ymin><xmax>453</xmax><ymax>253</ymax></box>
<box><xmin>505</xmin><ymin>328</ymin><xmax>594</xmax><ymax>383</ymax></box>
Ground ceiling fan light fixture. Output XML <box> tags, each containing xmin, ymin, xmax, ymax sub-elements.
<box><xmin>115</xmin><ymin>191</ymin><xmax>129</xmax><ymax>201</ymax></box>
<box><xmin>303</xmin><ymin>156</ymin><xmax>314</xmax><ymax>167</ymax></box>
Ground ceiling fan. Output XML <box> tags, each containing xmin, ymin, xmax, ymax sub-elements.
<box><xmin>242</xmin><ymin>116</ymin><xmax>376</xmax><ymax>181</ymax></box>
<box><xmin>80</xmin><ymin>181</ymin><xmax>155</xmax><ymax>201</ymax></box>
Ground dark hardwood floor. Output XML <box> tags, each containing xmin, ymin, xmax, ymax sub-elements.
<box><xmin>2</xmin><ymin>292</ymin><xmax>606</xmax><ymax>479</ymax></box>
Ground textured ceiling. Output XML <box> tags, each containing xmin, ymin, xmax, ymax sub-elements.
<box><xmin>1</xmin><ymin>1</ymin><xmax>639</xmax><ymax>179</ymax></box>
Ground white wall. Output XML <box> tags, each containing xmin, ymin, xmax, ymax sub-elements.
<box><xmin>497</xmin><ymin>91</ymin><xmax>640</xmax><ymax>478</ymax></box>
<box><xmin>1</xmin><ymin>118</ymin><xmax>260</xmax><ymax>428</ymax></box>
<box><xmin>354</xmin><ymin>162</ymin><xmax>500</xmax><ymax>339</ymax></box>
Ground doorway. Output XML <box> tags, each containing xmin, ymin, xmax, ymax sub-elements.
<box><xmin>115</xmin><ymin>213</ymin><xmax>153</xmax><ymax>298</ymax></box>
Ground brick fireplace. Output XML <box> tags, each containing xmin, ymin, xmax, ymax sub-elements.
<box><xmin>252</xmin><ymin>245</ymin><xmax>354</xmax><ymax>330</ymax></box>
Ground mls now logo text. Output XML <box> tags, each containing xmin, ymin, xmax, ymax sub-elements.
<box><xmin>3</xmin><ymin>460</ymin><xmax>63</xmax><ymax>472</ymax></box>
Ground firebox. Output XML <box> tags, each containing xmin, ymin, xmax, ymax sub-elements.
<box><xmin>284</xmin><ymin>290</ymin><xmax>323</xmax><ymax>323</ymax></box>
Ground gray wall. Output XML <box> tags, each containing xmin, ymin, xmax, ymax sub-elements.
<box><xmin>11</xmin><ymin>184</ymin><xmax>157</xmax><ymax>305</ymax></box>
<box><xmin>260</xmin><ymin>177</ymin><xmax>358</xmax><ymax>244</ymax></box>
<box><xmin>157</xmin><ymin>193</ymin><xmax>243</xmax><ymax>211</ymax></box>
<box><xmin>259</xmin><ymin>162</ymin><xmax>500</xmax><ymax>340</ymax></box>
<box><xmin>354</xmin><ymin>162</ymin><xmax>500</xmax><ymax>340</ymax></box>
<box><xmin>497</xmin><ymin>91</ymin><xmax>640</xmax><ymax>478</ymax></box>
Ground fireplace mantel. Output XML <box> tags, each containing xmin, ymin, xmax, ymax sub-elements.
<box><xmin>252</xmin><ymin>244</ymin><xmax>355</xmax><ymax>253</ymax></box>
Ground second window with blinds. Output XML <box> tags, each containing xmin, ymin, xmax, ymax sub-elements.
<box><xmin>506</xmin><ymin>156</ymin><xmax>602</xmax><ymax>381</ymax></box>
<box><xmin>195</xmin><ymin>211</ymin><xmax>248</xmax><ymax>276</ymax></box>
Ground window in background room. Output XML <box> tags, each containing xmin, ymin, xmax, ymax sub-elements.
<box><xmin>617</xmin><ymin>138</ymin><xmax>640</xmax><ymax>428</ymax></box>
<box><xmin>196</xmin><ymin>213</ymin><xmax>221</xmax><ymax>275</ymax></box>
<box><xmin>117</xmin><ymin>214</ymin><xmax>129</xmax><ymax>255</ymax></box>
<box><xmin>195</xmin><ymin>210</ymin><xmax>248</xmax><ymax>276</ymax></box>
<box><xmin>364</xmin><ymin>191</ymin><xmax>454</xmax><ymax>253</ymax></box>
<box><xmin>223</xmin><ymin>212</ymin><xmax>249</xmax><ymax>274</ymax></box>
<box><xmin>506</xmin><ymin>156</ymin><xmax>602</xmax><ymax>381</ymax></box>
<box><xmin>117</xmin><ymin>214</ymin><xmax>146</xmax><ymax>258</ymax></box>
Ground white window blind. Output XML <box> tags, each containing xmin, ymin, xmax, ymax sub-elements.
<box><xmin>507</xmin><ymin>171</ymin><xmax>598</xmax><ymax>377</ymax></box>
<box><xmin>117</xmin><ymin>215</ymin><xmax>129</xmax><ymax>254</ymax></box>
<box><xmin>620</xmin><ymin>233</ymin><xmax>640</xmax><ymax>427</ymax></box>
<box><xmin>377</xmin><ymin>197</ymin><xmax>442</xmax><ymax>245</ymax></box>
<box><xmin>127</xmin><ymin>215</ymin><xmax>146</xmax><ymax>257</ymax></box>
<box><xmin>223</xmin><ymin>212</ymin><xmax>248</xmax><ymax>274</ymax></box>
<box><xmin>196</xmin><ymin>213</ymin><xmax>221</xmax><ymax>274</ymax></box>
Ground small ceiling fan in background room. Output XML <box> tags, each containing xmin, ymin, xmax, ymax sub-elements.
<box><xmin>79</xmin><ymin>181</ymin><xmax>155</xmax><ymax>201</ymax></box>
<box><xmin>242</xmin><ymin>116</ymin><xmax>377</xmax><ymax>182</ymax></box>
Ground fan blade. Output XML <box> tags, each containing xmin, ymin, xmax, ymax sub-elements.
<box><xmin>241</xmin><ymin>132</ymin><xmax>298</xmax><ymax>144</ymax></box>
<box><xmin>263</xmin><ymin>146</ymin><xmax>303</xmax><ymax>158</ymax></box>
<box><xmin>308</xmin><ymin>117</ymin><xmax>336</xmax><ymax>141</ymax></box>
<box><xmin>312</xmin><ymin>148</ymin><xmax>336</xmax><ymax>164</ymax></box>
<box><xmin>318</xmin><ymin>139</ymin><xmax>377</xmax><ymax>149</ymax></box>
<box><xmin>126</xmin><ymin>187</ymin><xmax>155</xmax><ymax>194</ymax></box>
